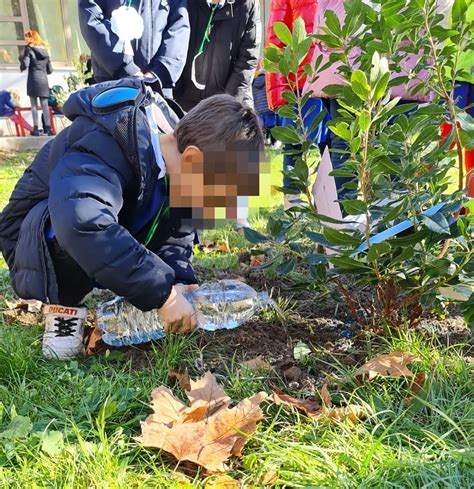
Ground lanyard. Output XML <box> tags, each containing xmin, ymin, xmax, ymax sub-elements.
<box><xmin>144</xmin><ymin>176</ymin><xmax>169</xmax><ymax>248</ymax></box>
<box><xmin>197</xmin><ymin>3</ymin><xmax>219</xmax><ymax>56</ymax></box>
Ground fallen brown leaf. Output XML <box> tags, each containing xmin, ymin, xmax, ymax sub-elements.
<box><xmin>323</xmin><ymin>404</ymin><xmax>370</xmax><ymax>423</ymax></box>
<box><xmin>320</xmin><ymin>384</ymin><xmax>332</xmax><ymax>407</ymax></box>
<box><xmin>169</xmin><ymin>366</ymin><xmax>192</xmax><ymax>392</ymax></box>
<box><xmin>260</xmin><ymin>469</ymin><xmax>278</xmax><ymax>486</ymax></box>
<box><xmin>404</xmin><ymin>372</ymin><xmax>427</xmax><ymax>406</ymax></box>
<box><xmin>242</xmin><ymin>356</ymin><xmax>273</xmax><ymax>372</ymax></box>
<box><xmin>250</xmin><ymin>254</ymin><xmax>265</xmax><ymax>267</ymax></box>
<box><xmin>354</xmin><ymin>351</ymin><xmax>418</xmax><ymax>382</ymax></box>
<box><xmin>5</xmin><ymin>298</ymin><xmax>42</xmax><ymax>313</ymax></box>
<box><xmin>272</xmin><ymin>386</ymin><xmax>369</xmax><ymax>424</ymax></box>
<box><xmin>83</xmin><ymin>312</ymin><xmax>107</xmax><ymax>356</ymax></box>
<box><xmin>271</xmin><ymin>388</ymin><xmax>322</xmax><ymax>417</ymax></box>
<box><xmin>137</xmin><ymin>372</ymin><xmax>268</xmax><ymax>472</ymax></box>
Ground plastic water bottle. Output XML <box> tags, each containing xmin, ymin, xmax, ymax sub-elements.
<box><xmin>96</xmin><ymin>280</ymin><xmax>271</xmax><ymax>346</ymax></box>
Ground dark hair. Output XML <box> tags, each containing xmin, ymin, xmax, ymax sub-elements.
<box><xmin>174</xmin><ymin>94</ymin><xmax>264</xmax><ymax>153</ymax></box>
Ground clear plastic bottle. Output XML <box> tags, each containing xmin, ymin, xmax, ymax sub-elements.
<box><xmin>96</xmin><ymin>280</ymin><xmax>271</xmax><ymax>346</ymax></box>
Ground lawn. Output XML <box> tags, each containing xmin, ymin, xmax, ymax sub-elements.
<box><xmin>0</xmin><ymin>150</ymin><xmax>472</xmax><ymax>488</ymax></box>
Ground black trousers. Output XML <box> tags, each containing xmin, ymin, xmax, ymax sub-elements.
<box><xmin>47</xmin><ymin>238</ymin><xmax>93</xmax><ymax>306</ymax></box>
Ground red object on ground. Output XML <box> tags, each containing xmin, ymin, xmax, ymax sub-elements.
<box><xmin>14</xmin><ymin>106</ymin><xmax>56</xmax><ymax>136</ymax></box>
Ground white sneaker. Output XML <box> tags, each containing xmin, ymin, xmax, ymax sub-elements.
<box><xmin>42</xmin><ymin>305</ymin><xmax>87</xmax><ymax>360</ymax></box>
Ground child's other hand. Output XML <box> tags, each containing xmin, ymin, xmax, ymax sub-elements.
<box><xmin>158</xmin><ymin>283</ymin><xmax>199</xmax><ymax>333</ymax></box>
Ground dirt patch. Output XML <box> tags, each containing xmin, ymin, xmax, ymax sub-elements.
<box><xmin>192</xmin><ymin>268</ymin><xmax>471</xmax><ymax>388</ymax></box>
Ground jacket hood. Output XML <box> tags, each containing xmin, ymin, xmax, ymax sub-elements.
<box><xmin>29</xmin><ymin>45</ymin><xmax>49</xmax><ymax>59</ymax></box>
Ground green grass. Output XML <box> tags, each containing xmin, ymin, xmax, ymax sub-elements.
<box><xmin>0</xmin><ymin>318</ymin><xmax>472</xmax><ymax>488</ymax></box>
<box><xmin>1</xmin><ymin>151</ymin><xmax>473</xmax><ymax>487</ymax></box>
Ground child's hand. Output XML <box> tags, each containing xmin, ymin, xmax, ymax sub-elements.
<box><xmin>158</xmin><ymin>283</ymin><xmax>199</xmax><ymax>333</ymax></box>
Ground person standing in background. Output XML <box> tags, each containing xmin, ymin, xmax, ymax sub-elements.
<box><xmin>266</xmin><ymin>0</ymin><xmax>330</xmax><ymax>210</ymax></box>
<box><xmin>175</xmin><ymin>0</ymin><xmax>261</xmax><ymax>228</ymax></box>
<box><xmin>20</xmin><ymin>30</ymin><xmax>53</xmax><ymax>137</ymax></box>
<box><xmin>174</xmin><ymin>0</ymin><xmax>261</xmax><ymax>111</ymax></box>
<box><xmin>79</xmin><ymin>0</ymin><xmax>190</xmax><ymax>97</ymax></box>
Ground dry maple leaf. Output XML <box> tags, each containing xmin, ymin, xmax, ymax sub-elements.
<box><xmin>354</xmin><ymin>351</ymin><xmax>418</xmax><ymax>382</ymax></box>
<box><xmin>137</xmin><ymin>372</ymin><xmax>268</xmax><ymax>472</ymax></box>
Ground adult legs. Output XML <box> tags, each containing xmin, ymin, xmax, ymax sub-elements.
<box><xmin>40</xmin><ymin>97</ymin><xmax>52</xmax><ymax>135</ymax></box>
<box><xmin>29</xmin><ymin>96</ymin><xmax>40</xmax><ymax>134</ymax></box>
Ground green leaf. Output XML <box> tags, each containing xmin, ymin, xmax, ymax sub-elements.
<box><xmin>358</xmin><ymin>111</ymin><xmax>371</xmax><ymax>131</ymax></box>
<box><xmin>305</xmin><ymin>253</ymin><xmax>329</xmax><ymax>265</ymax></box>
<box><xmin>328</xmin><ymin>122</ymin><xmax>352</xmax><ymax>141</ymax></box>
<box><xmin>292</xmin><ymin>17</ymin><xmax>306</xmax><ymax>47</ymax></box>
<box><xmin>350</xmin><ymin>136</ymin><xmax>361</xmax><ymax>154</ymax></box>
<box><xmin>271</xmin><ymin>126</ymin><xmax>300</xmax><ymax>144</ymax></box>
<box><xmin>276</xmin><ymin>257</ymin><xmax>297</xmax><ymax>274</ymax></box>
<box><xmin>278</xmin><ymin>58</ymin><xmax>291</xmax><ymax>77</ymax></box>
<box><xmin>322</xmin><ymin>84</ymin><xmax>344</xmax><ymax>97</ymax></box>
<box><xmin>421</xmin><ymin>213</ymin><xmax>451</xmax><ymax>235</ymax></box>
<box><xmin>366</xmin><ymin>242</ymin><xmax>391</xmax><ymax>263</ymax></box>
<box><xmin>438</xmin><ymin>285</ymin><xmax>473</xmax><ymax>302</ymax></box>
<box><xmin>264</xmin><ymin>46</ymin><xmax>281</xmax><ymax>63</ymax></box>
<box><xmin>459</xmin><ymin>128</ymin><xmax>474</xmax><ymax>150</ymax></box>
<box><xmin>243</xmin><ymin>227</ymin><xmax>270</xmax><ymax>244</ymax></box>
<box><xmin>41</xmin><ymin>431</ymin><xmax>64</xmax><ymax>457</ymax></box>
<box><xmin>323</xmin><ymin>227</ymin><xmax>360</xmax><ymax>246</ymax></box>
<box><xmin>452</xmin><ymin>0</ymin><xmax>468</xmax><ymax>24</ymax></box>
<box><xmin>281</xmin><ymin>91</ymin><xmax>298</xmax><ymax>105</ymax></box>
<box><xmin>324</xmin><ymin>9</ymin><xmax>342</xmax><ymax>36</ymax></box>
<box><xmin>328</xmin><ymin>255</ymin><xmax>370</xmax><ymax>269</ymax></box>
<box><xmin>304</xmin><ymin>231</ymin><xmax>333</xmax><ymax>247</ymax></box>
<box><xmin>341</xmin><ymin>199</ymin><xmax>367</xmax><ymax>215</ymax></box>
<box><xmin>374</xmin><ymin>156</ymin><xmax>401</xmax><ymax>176</ymax></box>
<box><xmin>372</xmin><ymin>72</ymin><xmax>390</xmax><ymax>103</ymax></box>
<box><xmin>350</xmin><ymin>70</ymin><xmax>371</xmax><ymax>100</ymax></box>
<box><xmin>273</xmin><ymin>22</ymin><xmax>292</xmax><ymax>46</ymax></box>
<box><xmin>297</xmin><ymin>37</ymin><xmax>313</xmax><ymax>62</ymax></box>
<box><xmin>293</xmin><ymin>340</ymin><xmax>311</xmax><ymax>360</ymax></box>
<box><xmin>0</xmin><ymin>415</ymin><xmax>32</xmax><ymax>440</ymax></box>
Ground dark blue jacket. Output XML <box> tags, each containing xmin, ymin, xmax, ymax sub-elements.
<box><xmin>0</xmin><ymin>90</ymin><xmax>15</xmax><ymax>117</ymax></box>
<box><xmin>79</xmin><ymin>0</ymin><xmax>190</xmax><ymax>88</ymax></box>
<box><xmin>0</xmin><ymin>78</ymin><xmax>197</xmax><ymax>311</ymax></box>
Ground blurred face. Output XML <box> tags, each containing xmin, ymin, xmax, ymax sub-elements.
<box><xmin>167</xmin><ymin>145</ymin><xmax>261</xmax><ymax>225</ymax></box>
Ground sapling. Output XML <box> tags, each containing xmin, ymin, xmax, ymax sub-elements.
<box><xmin>251</xmin><ymin>0</ymin><xmax>473</xmax><ymax>328</ymax></box>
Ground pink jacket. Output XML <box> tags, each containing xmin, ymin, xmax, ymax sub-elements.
<box><xmin>305</xmin><ymin>0</ymin><xmax>431</xmax><ymax>102</ymax></box>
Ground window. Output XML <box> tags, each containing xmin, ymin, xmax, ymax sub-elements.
<box><xmin>0</xmin><ymin>0</ymin><xmax>29</xmax><ymax>65</ymax></box>
<box><xmin>0</xmin><ymin>0</ymin><xmax>88</xmax><ymax>68</ymax></box>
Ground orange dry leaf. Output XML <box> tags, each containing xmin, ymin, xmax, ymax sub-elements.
<box><xmin>272</xmin><ymin>387</ymin><xmax>322</xmax><ymax>417</ymax></box>
<box><xmin>272</xmin><ymin>386</ymin><xmax>370</xmax><ymax>423</ymax></box>
<box><xmin>354</xmin><ymin>351</ymin><xmax>418</xmax><ymax>382</ymax></box>
<box><xmin>137</xmin><ymin>371</ymin><xmax>268</xmax><ymax>472</ymax></box>
<box><xmin>250</xmin><ymin>254</ymin><xmax>265</xmax><ymax>267</ymax></box>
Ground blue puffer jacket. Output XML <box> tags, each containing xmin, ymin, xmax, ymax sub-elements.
<box><xmin>79</xmin><ymin>0</ymin><xmax>190</xmax><ymax>88</ymax></box>
<box><xmin>0</xmin><ymin>78</ymin><xmax>197</xmax><ymax>311</ymax></box>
